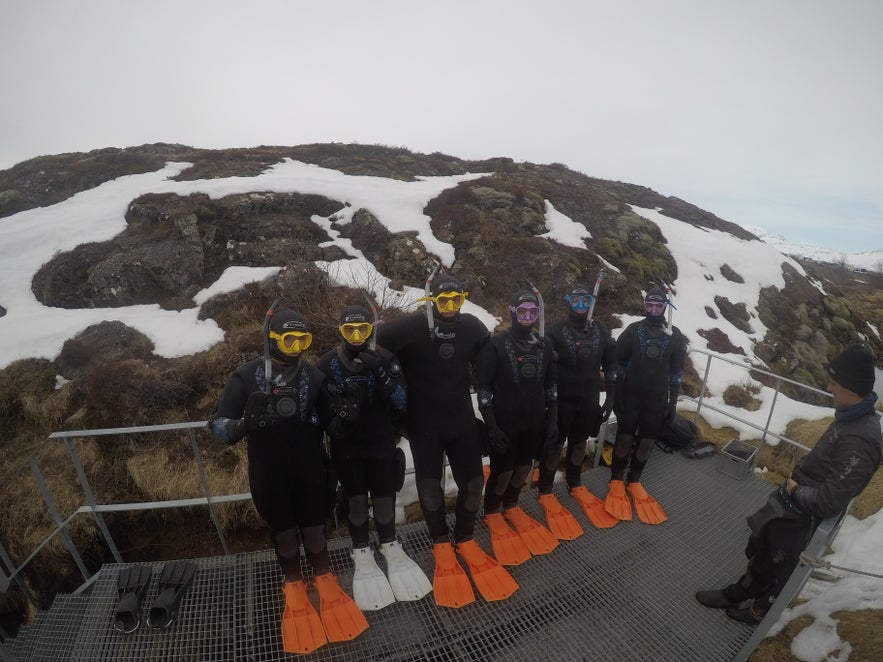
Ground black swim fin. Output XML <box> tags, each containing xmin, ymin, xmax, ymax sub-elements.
<box><xmin>147</xmin><ymin>561</ymin><xmax>197</xmax><ymax>629</ymax></box>
<box><xmin>113</xmin><ymin>565</ymin><xmax>153</xmax><ymax>634</ymax></box>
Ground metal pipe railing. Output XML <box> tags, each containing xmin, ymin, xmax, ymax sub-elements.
<box><xmin>2</xmin><ymin>421</ymin><xmax>240</xmax><ymax>603</ymax></box>
<box><xmin>687</xmin><ymin>347</ymin><xmax>830</xmax><ymax>458</ymax></box>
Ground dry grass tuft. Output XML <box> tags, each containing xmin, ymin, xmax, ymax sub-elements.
<box><xmin>749</xmin><ymin>615</ymin><xmax>813</xmax><ymax>661</ymax></box>
<box><xmin>833</xmin><ymin>609</ymin><xmax>883</xmax><ymax>660</ymax></box>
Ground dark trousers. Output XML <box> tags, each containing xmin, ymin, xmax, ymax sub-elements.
<box><xmin>727</xmin><ymin>517</ymin><xmax>813</xmax><ymax>613</ymax></box>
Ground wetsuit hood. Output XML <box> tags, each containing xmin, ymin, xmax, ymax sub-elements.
<box><xmin>269</xmin><ymin>309</ymin><xmax>310</xmax><ymax>365</ymax></box>
<box><xmin>643</xmin><ymin>287</ymin><xmax>668</xmax><ymax>326</ymax></box>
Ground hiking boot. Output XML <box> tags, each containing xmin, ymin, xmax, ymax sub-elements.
<box><xmin>695</xmin><ymin>589</ymin><xmax>736</xmax><ymax>609</ymax></box>
<box><xmin>725</xmin><ymin>605</ymin><xmax>764</xmax><ymax>625</ymax></box>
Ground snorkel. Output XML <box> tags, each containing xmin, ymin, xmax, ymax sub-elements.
<box><xmin>364</xmin><ymin>292</ymin><xmax>378</xmax><ymax>351</ymax></box>
<box><xmin>263</xmin><ymin>299</ymin><xmax>280</xmax><ymax>395</ymax></box>
<box><xmin>659</xmin><ymin>281</ymin><xmax>675</xmax><ymax>336</ymax></box>
<box><xmin>585</xmin><ymin>272</ymin><xmax>605</xmax><ymax>331</ymax></box>
<box><xmin>526</xmin><ymin>280</ymin><xmax>545</xmax><ymax>339</ymax></box>
<box><xmin>424</xmin><ymin>261</ymin><xmax>441</xmax><ymax>339</ymax></box>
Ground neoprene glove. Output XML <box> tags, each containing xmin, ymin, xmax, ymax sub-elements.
<box><xmin>357</xmin><ymin>349</ymin><xmax>382</xmax><ymax>373</ymax></box>
<box><xmin>243</xmin><ymin>391</ymin><xmax>273</xmax><ymax>432</ymax></box>
<box><xmin>664</xmin><ymin>383</ymin><xmax>680</xmax><ymax>423</ymax></box>
<box><xmin>599</xmin><ymin>382</ymin><xmax>615</xmax><ymax>422</ymax></box>
<box><xmin>488</xmin><ymin>426</ymin><xmax>511</xmax><ymax>455</ymax></box>
<box><xmin>224</xmin><ymin>418</ymin><xmax>244</xmax><ymax>443</ymax></box>
<box><xmin>481</xmin><ymin>406</ymin><xmax>510</xmax><ymax>455</ymax></box>
<box><xmin>544</xmin><ymin>402</ymin><xmax>559</xmax><ymax>450</ymax></box>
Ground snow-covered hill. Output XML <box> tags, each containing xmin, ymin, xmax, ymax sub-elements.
<box><xmin>744</xmin><ymin>224</ymin><xmax>883</xmax><ymax>272</ymax></box>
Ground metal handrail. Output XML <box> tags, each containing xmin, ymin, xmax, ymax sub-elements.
<box><xmin>1</xmin><ymin>421</ymin><xmax>241</xmax><ymax>603</ymax></box>
<box><xmin>1</xmin><ymin>420</ymin><xmax>418</xmax><ymax>605</ymax></box>
<box><xmin>686</xmin><ymin>346</ymin><xmax>831</xmax><ymax>459</ymax></box>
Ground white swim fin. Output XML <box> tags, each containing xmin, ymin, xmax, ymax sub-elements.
<box><xmin>351</xmin><ymin>546</ymin><xmax>396</xmax><ymax>611</ymax></box>
<box><xmin>380</xmin><ymin>540</ymin><xmax>432</xmax><ymax>602</ymax></box>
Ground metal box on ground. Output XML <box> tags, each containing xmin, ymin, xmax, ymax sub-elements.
<box><xmin>718</xmin><ymin>439</ymin><xmax>757</xmax><ymax>480</ymax></box>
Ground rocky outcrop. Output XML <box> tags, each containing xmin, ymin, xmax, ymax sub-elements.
<box><xmin>31</xmin><ymin>190</ymin><xmax>348</xmax><ymax>310</ymax></box>
<box><xmin>8</xmin><ymin>143</ymin><xmax>879</xmax><ymax>402</ymax></box>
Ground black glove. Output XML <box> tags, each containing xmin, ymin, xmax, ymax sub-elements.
<box><xmin>664</xmin><ymin>383</ymin><xmax>680</xmax><ymax>423</ymax></box>
<box><xmin>357</xmin><ymin>349</ymin><xmax>382</xmax><ymax>374</ymax></box>
<box><xmin>481</xmin><ymin>406</ymin><xmax>510</xmax><ymax>455</ymax></box>
<box><xmin>543</xmin><ymin>402</ymin><xmax>559</xmax><ymax>450</ymax></box>
<box><xmin>599</xmin><ymin>382</ymin><xmax>615</xmax><ymax>422</ymax></box>
<box><xmin>488</xmin><ymin>425</ymin><xmax>511</xmax><ymax>455</ymax></box>
<box><xmin>224</xmin><ymin>418</ymin><xmax>245</xmax><ymax>443</ymax></box>
<box><xmin>243</xmin><ymin>391</ymin><xmax>274</xmax><ymax>432</ymax></box>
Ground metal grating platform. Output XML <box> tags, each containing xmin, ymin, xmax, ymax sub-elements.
<box><xmin>5</xmin><ymin>450</ymin><xmax>774</xmax><ymax>661</ymax></box>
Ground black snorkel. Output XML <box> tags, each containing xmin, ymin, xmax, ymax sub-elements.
<box><xmin>263</xmin><ymin>299</ymin><xmax>280</xmax><ymax>395</ymax></box>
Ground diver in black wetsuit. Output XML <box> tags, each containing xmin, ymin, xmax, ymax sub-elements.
<box><xmin>209</xmin><ymin>307</ymin><xmax>368</xmax><ymax>649</ymax></box>
<box><xmin>318</xmin><ymin>304</ymin><xmax>431</xmax><ymax>610</ymax></box>
<box><xmin>605</xmin><ymin>287</ymin><xmax>686</xmax><ymax>523</ymax></box>
<box><xmin>378</xmin><ymin>273</ymin><xmax>520</xmax><ymax>608</ymax></box>
<box><xmin>377</xmin><ymin>275</ymin><xmax>488</xmax><ymax>546</ymax></box>
<box><xmin>539</xmin><ymin>283</ymin><xmax>617</xmax><ymax>495</ymax></box>
<box><xmin>478</xmin><ymin>289</ymin><xmax>558</xmax><ymax>514</ymax></box>
<box><xmin>209</xmin><ymin>308</ymin><xmax>332</xmax><ymax>582</ymax></box>
<box><xmin>318</xmin><ymin>304</ymin><xmax>406</xmax><ymax>551</ymax></box>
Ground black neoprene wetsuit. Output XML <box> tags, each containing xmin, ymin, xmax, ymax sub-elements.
<box><xmin>542</xmin><ymin>316</ymin><xmax>616</xmax><ymax>490</ymax></box>
<box><xmin>612</xmin><ymin>317</ymin><xmax>686</xmax><ymax>482</ymax></box>
<box><xmin>377</xmin><ymin>310</ymin><xmax>489</xmax><ymax>543</ymax></box>
<box><xmin>317</xmin><ymin>343</ymin><xmax>407</xmax><ymax>546</ymax></box>
<box><xmin>476</xmin><ymin>324</ymin><xmax>557</xmax><ymax>512</ymax></box>
<box><xmin>209</xmin><ymin>356</ymin><xmax>331</xmax><ymax>578</ymax></box>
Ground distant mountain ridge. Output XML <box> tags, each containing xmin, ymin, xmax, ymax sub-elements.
<box><xmin>744</xmin><ymin>224</ymin><xmax>883</xmax><ymax>272</ymax></box>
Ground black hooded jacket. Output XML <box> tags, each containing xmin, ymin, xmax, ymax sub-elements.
<box><xmin>790</xmin><ymin>406</ymin><xmax>882</xmax><ymax>518</ymax></box>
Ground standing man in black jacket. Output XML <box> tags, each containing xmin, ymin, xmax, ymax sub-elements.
<box><xmin>696</xmin><ymin>345</ymin><xmax>882</xmax><ymax>625</ymax></box>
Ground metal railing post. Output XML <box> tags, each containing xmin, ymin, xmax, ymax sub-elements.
<box><xmin>27</xmin><ymin>457</ymin><xmax>91</xmax><ymax>582</ymax></box>
<box><xmin>187</xmin><ymin>428</ymin><xmax>230</xmax><ymax>556</ymax></box>
<box><xmin>692</xmin><ymin>352</ymin><xmax>713</xmax><ymax>422</ymax></box>
<box><xmin>759</xmin><ymin>377</ymin><xmax>782</xmax><ymax>455</ymax></box>
<box><xmin>63</xmin><ymin>438</ymin><xmax>122</xmax><ymax>563</ymax></box>
<box><xmin>0</xmin><ymin>540</ymin><xmax>37</xmax><ymax>607</ymax></box>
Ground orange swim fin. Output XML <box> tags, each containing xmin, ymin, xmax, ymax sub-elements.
<box><xmin>503</xmin><ymin>506</ymin><xmax>559</xmax><ymax>555</ymax></box>
<box><xmin>313</xmin><ymin>573</ymin><xmax>369</xmax><ymax>643</ymax></box>
<box><xmin>431</xmin><ymin>542</ymin><xmax>475</xmax><ymax>608</ymax></box>
<box><xmin>604</xmin><ymin>480</ymin><xmax>632</xmax><ymax>521</ymax></box>
<box><xmin>538</xmin><ymin>494</ymin><xmax>584</xmax><ymax>540</ymax></box>
<box><xmin>570</xmin><ymin>486</ymin><xmax>619</xmax><ymax>529</ymax></box>
<box><xmin>627</xmin><ymin>482</ymin><xmax>668</xmax><ymax>525</ymax></box>
<box><xmin>455</xmin><ymin>539</ymin><xmax>518</xmax><ymax>602</ymax></box>
<box><xmin>281</xmin><ymin>580</ymin><xmax>327</xmax><ymax>655</ymax></box>
<box><xmin>484</xmin><ymin>512</ymin><xmax>532</xmax><ymax>566</ymax></box>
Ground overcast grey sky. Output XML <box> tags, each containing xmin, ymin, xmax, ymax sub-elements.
<box><xmin>2</xmin><ymin>0</ymin><xmax>881</xmax><ymax>253</ymax></box>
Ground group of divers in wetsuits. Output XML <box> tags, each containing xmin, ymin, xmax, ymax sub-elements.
<box><xmin>209</xmin><ymin>272</ymin><xmax>686</xmax><ymax>654</ymax></box>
